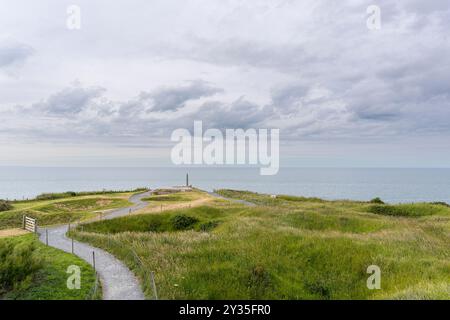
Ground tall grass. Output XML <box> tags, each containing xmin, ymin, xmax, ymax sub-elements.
<box><xmin>0</xmin><ymin>234</ymin><xmax>99</xmax><ymax>300</ymax></box>
<box><xmin>0</xmin><ymin>238</ymin><xmax>42</xmax><ymax>295</ymax></box>
<box><xmin>71</xmin><ymin>190</ymin><xmax>450</xmax><ymax>300</ymax></box>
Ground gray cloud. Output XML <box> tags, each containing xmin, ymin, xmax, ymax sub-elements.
<box><xmin>145</xmin><ymin>80</ymin><xmax>223</xmax><ymax>112</ymax></box>
<box><xmin>1</xmin><ymin>0</ymin><xmax>450</xmax><ymax>156</ymax></box>
<box><xmin>30</xmin><ymin>85</ymin><xmax>106</xmax><ymax>115</ymax></box>
<box><xmin>0</xmin><ymin>38</ymin><xmax>34</xmax><ymax>69</ymax></box>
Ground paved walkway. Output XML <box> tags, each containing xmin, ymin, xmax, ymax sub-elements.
<box><xmin>37</xmin><ymin>191</ymin><xmax>152</xmax><ymax>300</ymax></box>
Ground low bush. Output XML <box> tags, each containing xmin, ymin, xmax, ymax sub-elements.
<box><xmin>369</xmin><ymin>197</ymin><xmax>385</xmax><ymax>204</ymax></box>
<box><xmin>0</xmin><ymin>200</ymin><xmax>13</xmax><ymax>212</ymax></box>
<box><xmin>0</xmin><ymin>240</ymin><xmax>42</xmax><ymax>295</ymax></box>
<box><xmin>171</xmin><ymin>215</ymin><xmax>199</xmax><ymax>230</ymax></box>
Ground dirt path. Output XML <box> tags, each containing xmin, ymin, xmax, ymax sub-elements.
<box><xmin>0</xmin><ymin>228</ymin><xmax>29</xmax><ymax>239</ymax></box>
<box><xmin>37</xmin><ymin>191</ymin><xmax>152</xmax><ymax>300</ymax></box>
<box><xmin>133</xmin><ymin>196</ymin><xmax>212</xmax><ymax>215</ymax></box>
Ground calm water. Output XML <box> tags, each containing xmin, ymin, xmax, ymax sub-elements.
<box><xmin>1</xmin><ymin>167</ymin><xmax>450</xmax><ymax>203</ymax></box>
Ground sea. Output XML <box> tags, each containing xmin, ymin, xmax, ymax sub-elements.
<box><xmin>1</xmin><ymin>167</ymin><xmax>449</xmax><ymax>204</ymax></box>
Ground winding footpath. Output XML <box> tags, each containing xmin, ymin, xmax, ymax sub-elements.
<box><xmin>37</xmin><ymin>191</ymin><xmax>152</xmax><ymax>300</ymax></box>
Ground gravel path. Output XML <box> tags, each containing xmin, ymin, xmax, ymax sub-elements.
<box><xmin>37</xmin><ymin>191</ymin><xmax>152</xmax><ymax>300</ymax></box>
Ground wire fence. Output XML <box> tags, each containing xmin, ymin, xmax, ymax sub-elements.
<box><xmin>85</xmin><ymin>273</ymin><xmax>100</xmax><ymax>300</ymax></box>
<box><xmin>107</xmin><ymin>236</ymin><xmax>158</xmax><ymax>300</ymax></box>
<box><xmin>72</xmin><ymin>224</ymin><xmax>159</xmax><ymax>300</ymax></box>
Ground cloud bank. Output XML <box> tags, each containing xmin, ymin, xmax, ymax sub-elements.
<box><xmin>0</xmin><ymin>0</ymin><xmax>449</xmax><ymax>165</ymax></box>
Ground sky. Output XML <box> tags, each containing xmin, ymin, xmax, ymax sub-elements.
<box><xmin>0</xmin><ymin>0</ymin><xmax>449</xmax><ymax>167</ymax></box>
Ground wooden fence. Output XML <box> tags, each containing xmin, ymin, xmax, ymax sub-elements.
<box><xmin>23</xmin><ymin>216</ymin><xmax>37</xmax><ymax>233</ymax></box>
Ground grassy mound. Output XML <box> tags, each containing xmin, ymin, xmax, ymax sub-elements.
<box><xmin>31</xmin><ymin>188</ymin><xmax>147</xmax><ymax>201</ymax></box>
<box><xmin>76</xmin><ymin>206</ymin><xmax>222</xmax><ymax>234</ymax></box>
<box><xmin>0</xmin><ymin>234</ymin><xmax>99</xmax><ymax>300</ymax></box>
<box><xmin>0</xmin><ymin>196</ymin><xmax>132</xmax><ymax>230</ymax></box>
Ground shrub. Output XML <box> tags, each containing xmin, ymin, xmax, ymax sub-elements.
<box><xmin>0</xmin><ymin>241</ymin><xmax>42</xmax><ymax>295</ymax></box>
<box><xmin>369</xmin><ymin>197</ymin><xmax>385</xmax><ymax>204</ymax></box>
<box><xmin>0</xmin><ymin>200</ymin><xmax>13</xmax><ymax>212</ymax></box>
<box><xmin>430</xmin><ymin>202</ymin><xmax>450</xmax><ymax>208</ymax></box>
<box><xmin>170</xmin><ymin>215</ymin><xmax>198</xmax><ymax>230</ymax></box>
<box><xmin>369</xmin><ymin>205</ymin><xmax>405</xmax><ymax>216</ymax></box>
<box><xmin>36</xmin><ymin>192</ymin><xmax>76</xmax><ymax>200</ymax></box>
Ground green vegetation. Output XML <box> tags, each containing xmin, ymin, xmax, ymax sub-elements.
<box><xmin>75</xmin><ymin>208</ymin><xmax>219</xmax><ymax>234</ymax></box>
<box><xmin>369</xmin><ymin>197</ymin><xmax>385</xmax><ymax>204</ymax></box>
<box><xmin>215</xmin><ymin>189</ymin><xmax>325</xmax><ymax>206</ymax></box>
<box><xmin>0</xmin><ymin>200</ymin><xmax>13</xmax><ymax>212</ymax></box>
<box><xmin>26</xmin><ymin>188</ymin><xmax>147</xmax><ymax>201</ymax></box>
<box><xmin>368</xmin><ymin>203</ymin><xmax>450</xmax><ymax>217</ymax></box>
<box><xmin>143</xmin><ymin>194</ymin><xmax>190</xmax><ymax>202</ymax></box>
<box><xmin>0</xmin><ymin>236</ymin><xmax>42</xmax><ymax>295</ymax></box>
<box><xmin>71</xmin><ymin>189</ymin><xmax>450</xmax><ymax>300</ymax></box>
<box><xmin>0</xmin><ymin>195</ymin><xmax>133</xmax><ymax>230</ymax></box>
<box><xmin>430</xmin><ymin>202</ymin><xmax>450</xmax><ymax>208</ymax></box>
<box><xmin>0</xmin><ymin>234</ymin><xmax>99</xmax><ymax>299</ymax></box>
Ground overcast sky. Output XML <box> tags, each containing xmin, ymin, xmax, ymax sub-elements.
<box><xmin>0</xmin><ymin>0</ymin><xmax>449</xmax><ymax>167</ymax></box>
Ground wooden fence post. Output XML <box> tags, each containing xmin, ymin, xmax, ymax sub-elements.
<box><xmin>92</xmin><ymin>251</ymin><xmax>96</xmax><ymax>272</ymax></box>
<box><xmin>46</xmin><ymin>229</ymin><xmax>48</xmax><ymax>246</ymax></box>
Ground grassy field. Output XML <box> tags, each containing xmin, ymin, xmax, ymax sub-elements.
<box><xmin>0</xmin><ymin>192</ymin><xmax>135</xmax><ymax>230</ymax></box>
<box><xmin>70</xmin><ymin>189</ymin><xmax>450</xmax><ymax>300</ymax></box>
<box><xmin>0</xmin><ymin>234</ymin><xmax>99</xmax><ymax>300</ymax></box>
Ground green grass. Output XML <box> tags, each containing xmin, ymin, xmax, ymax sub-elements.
<box><xmin>0</xmin><ymin>234</ymin><xmax>99</xmax><ymax>300</ymax></box>
<box><xmin>216</xmin><ymin>189</ymin><xmax>328</xmax><ymax>206</ymax></box>
<box><xmin>368</xmin><ymin>203</ymin><xmax>450</xmax><ymax>217</ymax></box>
<box><xmin>75</xmin><ymin>206</ymin><xmax>222</xmax><ymax>234</ymax></box>
<box><xmin>18</xmin><ymin>188</ymin><xmax>147</xmax><ymax>201</ymax></box>
<box><xmin>70</xmin><ymin>189</ymin><xmax>450</xmax><ymax>300</ymax></box>
<box><xmin>0</xmin><ymin>196</ymin><xmax>133</xmax><ymax>230</ymax></box>
<box><xmin>143</xmin><ymin>194</ymin><xmax>189</xmax><ymax>202</ymax></box>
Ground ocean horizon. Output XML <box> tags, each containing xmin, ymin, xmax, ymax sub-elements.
<box><xmin>1</xmin><ymin>166</ymin><xmax>449</xmax><ymax>204</ymax></box>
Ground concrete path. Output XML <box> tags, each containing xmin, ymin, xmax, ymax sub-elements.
<box><xmin>37</xmin><ymin>191</ymin><xmax>152</xmax><ymax>300</ymax></box>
